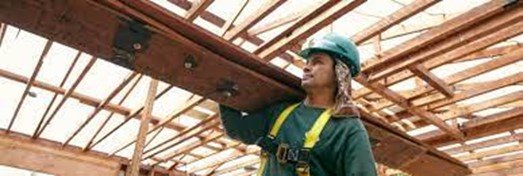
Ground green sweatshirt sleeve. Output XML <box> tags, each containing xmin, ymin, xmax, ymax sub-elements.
<box><xmin>342</xmin><ymin>124</ymin><xmax>378</xmax><ymax>176</ymax></box>
<box><xmin>218</xmin><ymin>105</ymin><xmax>273</xmax><ymax>144</ymax></box>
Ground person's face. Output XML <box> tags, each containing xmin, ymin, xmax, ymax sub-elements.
<box><xmin>301</xmin><ymin>52</ymin><xmax>337</xmax><ymax>91</ymax></box>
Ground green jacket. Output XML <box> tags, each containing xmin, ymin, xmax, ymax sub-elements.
<box><xmin>220</xmin><ymin>102</ymin><xmax>377</xmax><ymax>176</ymax></box>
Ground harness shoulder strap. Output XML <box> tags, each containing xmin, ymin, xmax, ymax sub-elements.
<box><xmin>269</xmin><ymin>103</ymin><xmax>300</xmax><ymax>137</ymax></box>
<box><xmin>303</xmin><ymin>108</ymin><xmax>332</xmax><ymax>148</ymax></box>
<box><xmin>258</xmin><ymin>103</ymin><xmax>299</xmax><ymax>176</ymax></box>
<box><xmin>296</xmin><ymin>108</ymin><xmax>332</xmax><ymax>176</ymax></box>
<box><xmin>259</xmin><ymin>103</ymin><xmax>332</xmax><ymax>176</ymax></box>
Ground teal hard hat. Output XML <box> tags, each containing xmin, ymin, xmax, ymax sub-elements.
<box><xmin>299</xmin><ymin>33</ymin><xmax>361</xmax><ymax>76</ymax></box>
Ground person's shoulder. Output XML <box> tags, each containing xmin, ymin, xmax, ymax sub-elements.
<box><xmin>264</xmin><ymin>101</ymin><xmax>300</xmax><ymax>112</ymax></box>
<box><xmin>330</xmin><ymin>116</ymin><xmax>366</xmax><ymax>133</ymax></box>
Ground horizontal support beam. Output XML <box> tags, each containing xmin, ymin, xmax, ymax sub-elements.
<box><xmin>409</xmin><ymin>64</ymin><xmax>454</xmax><ymax>97</ymax></box>
<box><xmin>421</xmin><ymin>111</ymin><xmax>523</xmax><ymax>147</ymax></box>
<box><xmin>367</xmin><ymin>3</ymin><xmax>523</xmax><ymax>81</ymax></box>
<box><xmin>362</xmin><ymin>0</ymin><xmax>520</xmax><ymax>74</ymax></box>
<box><xmin>351</xmin><ymin>0</ymin><xmax>441</xmax><ymax>44</ymax></box>
<box><xmin>443</xmin><ymin>133</ymin><xmax>523</xmax><ymax>155</ymax></box>
<box><xmin>355</xmin><ymin>77</ymin><xmax>465</xmax><ymax>139</ymax></box>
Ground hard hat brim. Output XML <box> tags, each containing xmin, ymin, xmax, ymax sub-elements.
<box><xmin>299</xmin><ymin>47</ymin><xmax>360</xmax><ymax>77</ymax></box>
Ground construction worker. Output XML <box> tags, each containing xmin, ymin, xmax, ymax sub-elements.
<box><xmin>219</xmin><ymin>33</ymin><xmax>377</xmax><ymax>176</ymax></box>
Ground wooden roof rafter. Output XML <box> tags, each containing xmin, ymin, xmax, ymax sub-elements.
<box><xmin>7</xmin><ymin>40</ymin><xmax>52</xmax><ymax>132</ymax></box>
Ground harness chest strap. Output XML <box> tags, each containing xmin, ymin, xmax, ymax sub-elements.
<box><xmin>257</xmin><ymin>103</ymin><xmax>332</xmax><ymax>176</ymax></box>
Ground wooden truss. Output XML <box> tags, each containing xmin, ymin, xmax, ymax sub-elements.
<box><xmin>0</xmin><ymin>0</ymin><xmax>522</xmax><ymax>175</ymax></box>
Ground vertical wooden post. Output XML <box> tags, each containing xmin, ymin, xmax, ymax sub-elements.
<box><xmin>128</xmin><ymin>78</ymin><xmax>159</xmax><ymax>176</ymax></box>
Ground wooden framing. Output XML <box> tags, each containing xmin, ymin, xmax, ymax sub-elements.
<box><xmin>361</xmin><ymin>0</ymin><xmax>519</xmax><ymax>76</ymax></box>
<box><xmin>409</xmin><ymin>64</ymin><xmax>454</xmax><ymax>97</ymax></box>
<box><xmin>63</xmin><ymin>72</ymin><xmax>138</xmax><ymax>146</ymax></box>
<box><xmin>7</xmin><ymin>40</ymin><xmax>52</xmax><ymax>132</ymax></box>
<box><xmin>128</xmin><ymin>79</ymin><xmax>159</xmax><ymax>176</ymax></box>
<box><xmin>421</xmin><ymin>111</ymin><xmax>523</xmax><ymax>147</ymax></box>
<box><xmin>84</xmin><ymin>74</ymin><xmax>143</xmax><ymax>150</ymax></box>
<box><xmin>443</xmin><ymin>133</ymin><xmax>523</xmax><ymax>155</ymax></box>
<box><xmin>351</xmin><ymin>0</ymin><xmax>441</xmax><ymax>44</ymax></box>
<box><xmin>34</xmin><ymin>51</ymin><xmax>82</xmax><ymax>138</ymax></box>
<box><xmin>223</xmin><ymin>0</ymin><xmax>286</xmax><ymax>41</ymax></box>
<box><xmin>35</xmin><ymin>57</ymin><xmax>97</xmax><ymax>138</ymax></box>
<box><xmin>355</xmin><ymin>76</ymin><xmax>464</xmax><ymax>139</ymax></box>
<box><xmin>0</xmin><ymin>23</ymin><xmax>6</xmax><ymax>47</ymax></box>
<box><xmin>374</xmin><ymin>45</ymin><xmax>523</xmax><ymax>112</ymax></box>
<box><xmin>1</xmin><ymin>0</ymin><xmax>522</xmax><ymax>175</ymax></box>
<box><xmin>185</xmin><ymin>0</ymin><xmax>214</xmax><ymax>22</ymax></box>
<box><xmin>256</xmin><ymin>0</ymin><xmax>365</xmax><ymax>60</ymax></box>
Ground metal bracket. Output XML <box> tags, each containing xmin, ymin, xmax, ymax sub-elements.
<box><xmin>217</xmin><ymin>80</ymin><xmax>239</xmax><ymax>97</ymax></box>
<box><xmin>112</xmin><ymin>19</ymin><xmax>151</xmax><ymax>69</ymax></box>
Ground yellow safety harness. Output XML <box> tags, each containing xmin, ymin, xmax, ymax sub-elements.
<box><xmin>257</xmin><ymin>103</ymin><xmax>332</xmax><ymax>176</ymax></box>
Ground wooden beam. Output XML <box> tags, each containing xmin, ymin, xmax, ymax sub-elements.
<box><xmin>83</xmin><ymin>74</ymin><xmax>143</xmax><ymax>150</ymax></box>
<box><xmin>102</xmin><ymin>0</ymin><xmax>304</xmax><ymax>111</ymax></box>
<box><xmin>469</xmin><ymin>152</ymin><xmax>523</xmax><ymax>168</ymax></box>
<box><xmin>141</xmin><ymin>114</ymin><xmax>219</xmax><ymax>155</ymax></box>
<box><xmin>152</xmin><ymin>133</ymin><xmax>224</xmax><ymax>166</ymax></box>
<box><xmin>7</xmin><ymin>40</ymin><xmax>51</xmax><ymax>132</ymax></box>
<box><xmin>459</xmin><ymin>144</ymin><xmax>523</xmax><ymax>161</ymax></box>
<box><xmin>33</xmin><ymin>51</ymin><xmax>82</xmax><ymax>138</ymax></box>
<box><xmin>184</xmin><ymin>143</ymin><xmax>245</xmax><ymax>173</ymax></box>
<box><xmin>439</xmin><ymin>93</ymin><xmax>523</xmax><ymax>120</ymax></box>
<box><xmin>185</xmin><ymin>0</ymin><xmax>214</xmax><ymax>22</ymax></box>
<box><xmin>367</xmin><ymin>4</ymin><xmax>523</xmax><ymax>82</ymax></box>
<box><xmin>108</xmin><ymin>98</ymin><xmax>212</xmax><ymax>155</ymax></box>
<box><xmin>168</xmin><ymin>0</ymin><xmax>225</xmax><ymax>26</ymax></box>
<box><xmin>86</xmin><ymin>85</ymin><xmax>174</xmax><ymax>150</ymax></box>
<box><xmin>223</xmin><ymin>0</ymin><xmax>286</xmax><ymax>41</ymax></box>
<box><xmin>128</xmin><ymin>79</ymin><xmax>158</xmax><ymax>176</ymax></box>
<box><xmin>247</xmin><ymin>9</ymin><xmax>305</xmax><ymax>36</ymax></box>
<box><xmin>409</xmin><ymin>64</ymin><xmax>454</xmax><ymax>97</ymax></box>
<box><xmin>351</xmin><ymin>0</ymin><xmax>441</xmax><ymax>44</ymax></box>
<box><xmin>210</xmin><ymin>156</ymin><xmax>259</xmax><ymax>175</ymax></box>
<box><xmin>0</xmin><ymin>67</ymin><xmax>225</xmax><ymax>151</ymax></box>
<box><xmin>0</xmin><ymin>67</ymin><xmax>130</xmax><ymax>115</ymax></box>
<box><xmin>354</xmin><ymin>42</ymin><xmax>523</xmax><ymax>100</ymax></box>
<box><xmin>219</xmin><ymin>0</ymin><xmax>249</xmax><ymax>37</ymax></box>
<box><xmin>256</xmin><ymin>0</ymin><xmax>366</xmax><ymax>60</ymax></box>
<box><xmin>0</xmin><ymin>23</ymin><xmax>6</xmax><ymax>47</ymax></box>
<box><xmin>443</xmin><ymin>133</ymin><xmax>523</xmax><ymax>155</ymax></box>
<box><xmin>142</xmin><ymin>119</ymin><xmax>220</xmax><ymax>161</ymax></box>
<box><xmin>375</xmin><ymin>46</ymin><xmax>523</xmax><ymax>111</ymax></box>
<box><xmin>472</xmin><ymin>159</ymin><xmax>523</xmax><ymax>174</ymax></box>
<box><xmin>35</xmin><ymin>57</ymin><xmax>97</xmax><ymax>137</ymax></box>
<box><xmin>253</xmin><ymin>0</ymin><xmax>339</xmax><ymax>55</ymax></box>
<box><xmin>417</xmin><ymin>72</ymin><xmax>523</xmax><ymax>110</ymax></box>
<box><xmin>0</xmin><ymin>130</ymin><xmax>121</xmax><ymax>176</ymax></box>
<box><xmin>362</xmin><ymin>0</ymin><xmax>520</xmax><ymax>75</ymax></box>
<box><xmin>421</xmin><ymin>112</ymin><xmax>523</xmax><ymax>147</ymax></box>
<box><xmin>499</xmin><ymin>100</ymin><xmax>523</xmax><ymax>108</ymax></box>
<box><xmin>413</xmin><ymin>93</ymin><xmax>523</xmax><ymax>127</ymax></box>
<box><xmin>463</xmin><ymin>107</ymin><xmax>523</xmax><ymax>129</ymax></box>
<box><xmin>63</xmin><ymin>72</ymin><xmax>138</xmax><ymax>146</ymax></box>
<box><xmin>453</xmin><ymin>44</ymin><xmax>523</xmax><ymax>63</ymax></box>
<box><xmin>355</xmin><ymin>77</ymin><xmax>465</xmax><ymax>139</ymax></box>
<box><xmin>471</xmin><ymin>166</ymin><xmax>523</xmax><ymax>176</ymax></box>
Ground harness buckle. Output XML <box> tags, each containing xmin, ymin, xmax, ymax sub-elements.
<box><xmin>276</xmin><ymin>143</ymin><xmax>289</xmax><ymax>164</ymax></box>
<box><xmin>296</xmin><ymin>163</ymin><xmax>310</xmax><ymax>175</ymax></box>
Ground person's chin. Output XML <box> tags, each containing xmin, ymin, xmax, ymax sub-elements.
<box><xmin>301</xmin><ymin>81</ymin><xmax>312</xmax><ymax>89</ymax></box>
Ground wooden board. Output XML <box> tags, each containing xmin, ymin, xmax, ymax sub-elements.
<box><xmin>0</xmin><ymin>0</ymin><xmax>302</xmax><ymax>111</ymax></box>
<box><xmin>0</xmin><ymin>0</ymin><xmax>470</xmax><ymax>175</ymax></box>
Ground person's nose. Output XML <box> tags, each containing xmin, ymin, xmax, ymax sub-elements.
<box><xmin>303</xmin><ymin>63</ymin><xmax>312</xmax><ymax>73</ymax></box>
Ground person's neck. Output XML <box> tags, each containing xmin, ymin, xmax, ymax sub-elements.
<box><xmin>304</xmin><ymin>88</ymin><xmax>335</xmax><ymax>109</ymax></box>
